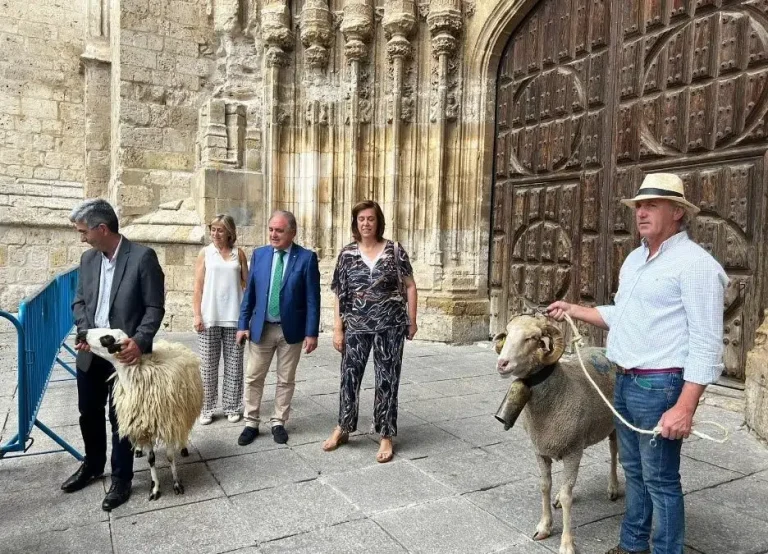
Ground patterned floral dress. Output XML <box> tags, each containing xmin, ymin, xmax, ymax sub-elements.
<box><xmin>331</xmin><ymin>240</ymin><xmax>413</xmax><ymax>436</ymax></box>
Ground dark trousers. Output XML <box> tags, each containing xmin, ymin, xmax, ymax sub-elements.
<box><xmin>338</xmin><ymin>326</ymin><xmax>406</xmax><ymax>437</ymax></box>
<box><xmin>76</xmin><ymin>357</ymin><xmax>134</xmax><ymax>483</ymax></box>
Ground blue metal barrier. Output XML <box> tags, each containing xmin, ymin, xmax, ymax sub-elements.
<box><xmin>0</xmin><ymin>267</ymin><xmax>83</xmax><ymax>460</ymax></box>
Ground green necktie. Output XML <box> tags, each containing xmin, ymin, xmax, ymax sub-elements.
<box><xmin>268</xmin><ymin>250</ymin><xmax>285</xmax><ymax>319</ymax></box>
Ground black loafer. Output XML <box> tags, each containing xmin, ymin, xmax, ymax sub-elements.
<box><xmin>238</xmin><ymin>426</ymin><xmax>259</xmax><ymax>446</ymax></box>
<box><xmin>61</xmin><ymin>463</ymin><xmax>103</xmax><ymax>493</ymax></box>
<box><xmin>272</xmin><ymin>425</ymin><xmax>288</xmax><ymax>444</ymax></box>
<box><xmin>102</xmin><ymin>480</ymin><xmax>131</xmax><ymax>511</ymax></box>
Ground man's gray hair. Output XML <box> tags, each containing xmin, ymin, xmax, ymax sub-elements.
<box><xmin>69</xmin><ymin>198</ymin><xmax>119</xmax><ymax>233</ymax></box>
<box><xmin>269</xmin><ymin>210</ymin><xmax>297</xmax><ymax>232</ymax></box>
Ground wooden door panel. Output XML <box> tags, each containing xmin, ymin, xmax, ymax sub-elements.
<box><xmin>491</xmin><ymin>0</ymin><xmax>768</xmax><ymax>379</ymax></box>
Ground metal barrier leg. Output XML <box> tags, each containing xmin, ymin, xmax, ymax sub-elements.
<box><xmin>34</xmin><ymin>419</ymin><xmax>84</xmax><ymax>461</ymax></box>
<box><xmin>0</xmin><ymin>433</ymin><xmax>21</xmax><ymax>458</ymax></box>
<box><xmin>54</xmin><ymin>356</ymin><xmax>77</xmax><ymax>378</ymax></box>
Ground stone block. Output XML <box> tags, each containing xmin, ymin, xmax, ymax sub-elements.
<box><xmin>0</xmin><ymin>245</ymin><xmax>6</xmax><ymax>266</ymax></box>
<box><xmin>260</xmin><ymin>518</ymin><xmax>408</xmax><ymax>554</ymax></box>
<box><xmin>20</xmin><ymin>97</ymin><xmax>57</xmax><ymax>119</ymax></box>
<box><xmin>217</xmin><ymin>170</ymin><xmax>245</xmax><ymax>200</ymax></box>
<box><xmin>49</xmin><ymin>246</ymin><xmax>68</xmax><ymax>268</ymax></box>
<box><xmin>164</xmin><ymin>245</ymin><xmax>186</xmax><ymax>266</ymax></box>
<box><xmin>746</xmin><ymin>314</ymin><xmax>768</xmax><ymax>442</ymax></box>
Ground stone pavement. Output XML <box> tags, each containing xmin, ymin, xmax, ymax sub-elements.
<box><xmin>1</xmin><ymin>326</ymin><xmax>768</xmax><ymax>554</ymax></box>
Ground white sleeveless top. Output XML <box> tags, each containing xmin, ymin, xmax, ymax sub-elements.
<box><xmin>201</xmin><ymin>244</ymin><xmax>244</xmax><ymax>328</ymax></box>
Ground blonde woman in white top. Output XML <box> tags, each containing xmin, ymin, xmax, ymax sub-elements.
<box><xmin>193</xmin><ymin>214</ymin><xmax>249</xmax><ymax>425</ymax></box>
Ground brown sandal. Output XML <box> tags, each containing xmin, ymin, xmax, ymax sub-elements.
<box><xmin>376</xmin><ymin>437</ymin><xmax>394</xmax><ymax>463</ymax></box>
<box><xmin>322</xmin><ymin>427</ymin><xmax>349</xmax><ymax>452</ymax></box>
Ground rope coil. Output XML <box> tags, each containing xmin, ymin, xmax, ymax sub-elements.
<box><xmin>561</xmin><ymin>313</ymin><xmax>729</xmax><ymax>445</ymax></box>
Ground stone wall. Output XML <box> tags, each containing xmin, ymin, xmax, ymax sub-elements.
<box><xmin>0</xmin><ymin>0</ymin><xmax>87</xmax><ymax>307</ymax></box>
<box><xmin>746</xmin><ymin>313</ymin><xmax>768</xmax><ymax>443</ymax></box>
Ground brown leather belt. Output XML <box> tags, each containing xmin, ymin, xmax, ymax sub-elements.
<box><xmin>616</xmin><ymin>367</ymin><xmax>683</xmax><ymax>375</ymax></box>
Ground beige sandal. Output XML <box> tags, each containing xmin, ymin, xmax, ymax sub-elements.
<box><xmin>376</xmin><ymin>437</ymin><xmax>394</xmax><ymax>463</ymax></box>
<box><xmin>322</xmin><ymin>427</ymin><xmax>349</xmax><ymax>452</ymax></box>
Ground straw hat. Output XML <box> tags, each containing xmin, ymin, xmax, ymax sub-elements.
<box><xmin>620</xmin><ymin>173</ymin><xmax>700</xmax><ymax>217</ymax></box>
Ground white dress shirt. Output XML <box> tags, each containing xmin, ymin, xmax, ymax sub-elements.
<box><xmin>596</xmin><ymin>231</ymin><xmax>728</xmax><ymax>385</ymax></box>
<box><xmin>94</xmin><ymin>237</ymin><xmax>123</xmax><ymax>329</ymax></box>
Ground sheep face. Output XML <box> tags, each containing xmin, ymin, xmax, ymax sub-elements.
<box><xmin>76</xmin><ymin>328</ymin><xmax>129</xmax><ymax>364</ymax></box>
<box><xmin>494</xmin><ymin>315</ymin><xmax>564</xmax><ymax>378</ymax></box>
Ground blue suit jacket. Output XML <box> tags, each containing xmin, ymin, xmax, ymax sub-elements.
<box><xmin>238</xmin><ymin>243</ymin><xmax>321</xmax><ymax>345</ymax></box>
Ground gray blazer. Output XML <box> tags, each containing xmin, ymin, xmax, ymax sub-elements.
<box><xmin>72</xmin><ymin>237</ymin><xmax>166</xmax><ymax>371</ymax></box>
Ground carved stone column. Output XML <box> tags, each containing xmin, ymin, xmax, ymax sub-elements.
<box><xmin>383</xmin><ymin>0</ymin><xmax>417</xmax><ymax>240</ymax></box>
<box><xmin>341</xmin><ymin>0</ymin><xmax>374</xmax><ymax>231</ymax></box>
<box><xmin>427</xmin><ymin>0</ymin><xmax>461</xmax><ymax>267</ymax></box>
<box><xmin>261</xmin><ymin>0</ymin><xmax>293</xmax><ymax>215</ymax></box>
<box><xmin>300</xmin><ymin>0</ymin><xmax>333</xmax><ymax>72</ymax></box>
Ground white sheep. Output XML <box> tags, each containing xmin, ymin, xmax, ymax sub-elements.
<box><xmin>494</xmin><ymin>314</ymin><xmax>619</xmax><ymax>554</ymax></box>
<box><xmin>78</xmin><ymin>328</ymin><xmax>203</xmax><ymax>500</ymax></box>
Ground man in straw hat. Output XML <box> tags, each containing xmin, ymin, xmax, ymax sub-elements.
<box><xmin>547</xmin><ymin>173</ymin><xmax>728</xmax><ymax>554</ymax></box>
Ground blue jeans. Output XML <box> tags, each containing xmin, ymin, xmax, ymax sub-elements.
<box><xmin>614</xmin><ymin>373</ymin><xmax>684</xmax><ymax>554</ymax></box>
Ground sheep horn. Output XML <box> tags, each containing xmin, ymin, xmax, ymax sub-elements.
<box><xmin>540</xmin><ymin>324</ymin><xmax>565</xmax><ymax>365</ymax></box>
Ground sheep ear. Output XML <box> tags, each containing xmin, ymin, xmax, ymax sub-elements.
<box><xmin>492</xmin><ymin>332</ymin><xmax>507</xmax><ymax>355</ymax></box>
<box><xmin>540</xmin><ymin>325</ymin><xmax>565</xmax><ymax>365</ymax></box>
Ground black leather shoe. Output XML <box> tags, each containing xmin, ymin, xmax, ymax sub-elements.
<box><xmin>61</xmin><ymin>463</ymin><xmax>103</xmax><ymax>493</ymax></box>
<box><xmin>238</xmin><ymin>426</ymin><xmax>259</xmax><ymax>446</ymax></box>
<box><xmin>101</xmin><ymin>480</ymin><xmax>131</xmax><ymax>511</ymax></box>
<box><xmin>272</xmin><ymin>425</ymin><xmax>288</xmax><ymax>444</ymax></box>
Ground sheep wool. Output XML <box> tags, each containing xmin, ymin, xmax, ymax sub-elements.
<box><xmin>110</xmin><ymin>340</ymin><xmax>203</xmax><ymax>452</ymax></box>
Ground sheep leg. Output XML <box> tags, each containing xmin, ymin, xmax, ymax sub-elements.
<box><xmin>608</xmin><ymin>430</ymin><xmax>620</xmax><ymax>501</ymax></box>
<box><xmin>147</xmin><ymin>448</ymin><xmax>161</xmax><ymax>501</ymax></box>
<box><xmin>558</xmin><ymin>450</ymin><xmax>583</xmax><ymax>554</ymax></box>
<box><xmin>533</xmin><ymin>454</ymin><xmax>553</xmax><ymax>541</ymax></box>
<box><xmin>168</xmin><ymin>447</ymin><xmax>184</xmax><ymax>495</ymax></box>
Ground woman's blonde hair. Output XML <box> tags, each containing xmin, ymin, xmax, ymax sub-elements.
<box><xmin>209</xmin><ymin>214</ymin><xmax>237</xmax><ymax>247</ymax></box>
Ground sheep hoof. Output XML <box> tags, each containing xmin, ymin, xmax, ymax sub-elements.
<box><xmin>559</xmin><ymin>543</ymin><xmax>576</xmax><ymax>554</ymax></box>
<box><xmin>173</xmin><ymin>482</ymin><xmax>185</xmax><ymax>495</ymax></box>
<box><xmin>180</xmin><ymin>447</ymin><xmax>189</xmax><ymax>458</ymax></box>
<box><xmin>553</xmin><ymin>499</ymin><xmax>562</xmax><ymax>509</ymax></box>
<box><xmin>148</xmin><ymin>490</ymin><xmax>161</xmax><ymax>501</ymax></box>
<box><xmin>608</xmin><ymin>489</ymin><xmax>619</xmax><ymax>501</ymax></box>
<box><xmin>533</xmin><ymin>530</ymin><xmax>550</xmax><ymax>541</ymax></box>
<box><xmin>134</xmin><ymin>450</ymin><xmax>144</xmax><ymax>458</ymax></box>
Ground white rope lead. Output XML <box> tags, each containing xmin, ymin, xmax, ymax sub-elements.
<box><xmin>562</xmin><ymin>313</ymin><xmax>729</xmax><ymax>445</ymax></box>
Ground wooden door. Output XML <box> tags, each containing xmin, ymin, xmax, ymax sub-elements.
<box><xmin>491</xmin><ymin>0</ymin><xmax>768</xmax><ymax>379</ymax></box>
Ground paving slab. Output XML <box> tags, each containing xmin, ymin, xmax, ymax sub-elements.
<box><xmin>109</xmin><ymin>461</ymin><xmax>225</xmax><ymax>518</ymax></box>
<box><xmin>373</xmin><ymin>496</ymin><xmax>520</xmax><ymax>554</ymax></box>
<box><xmin>292</xmin><ymin>434</ymin><xmax>382</xmax><ymax>476</ymax></box>
<box><xmin>207</xmin><ymin>448</ymin><xmax>317</xmax><ymax>496</ymax></box>
<box><xmin>684</xmin><ymin>493</ymin><xmax>768</xmax><ymax>554</ymax></box>
<box><xmin>436</xmin><ymin>412</ymin><xmax>527</xmax><ymax>447</ymax></box>
<box><xmin>231</xmin><ymin>480</ymin><xmax>363</xmax><ymax>544</ymax></box>
<box><xmin>401</xmin><ymin>395</ymin><xmax>495</xmax><ymax>423</ymax></box>
<box><xmin>412</xmin><ymin>445</ymin><xmax>536</xmax><ymax>494</ymax></box>
<box><xmin>390</xmin><ymin>423</ymin><xmax>472</xmax><ymax>460</ymax></box>
<box><xmin>0</xmin><ymin>521</ymin><xmax>112</xmax><ymax>554</ymax></box>
<box><xmin>259</xmin><ymin>518</ymin><xmax>407</xmax><ymax>554</ymax></box>
<box><xmin>190</xmin><ymin>420</ymin><xmax>287</xmax><ymax>460</ymax></box>
<box><xmin>322</xmin><ymin>459</ymin><xmax>453</xmax><ymax>515</ymax></box>
<box><xmin>683</xmin><ymin>427</ymin><xmax>768</xmax><ymax>475</ymax></box>
<box><xmin>0</xmin><ymin>479</ymin><xmax>107</xmax><ymax>539</ymax></box>
<box><xmin>110</xmin><ymin>497</ymin><xmax>254</xmax><ymax>554</ymax></box>
<box><xmin>686</xmin><ymin>475</ymin><xmax>768</xmax><ymax>524</ymax></box>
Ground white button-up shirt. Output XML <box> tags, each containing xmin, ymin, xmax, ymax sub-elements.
<box><xmin>94</xmin><ymin>237</ymin><xmax>123</xmax><ymax>329</ymax></box>
<box><xmin>596</xmin><ymin>231</ymin><xmax>728</xmax><ymax>385</ymax></box>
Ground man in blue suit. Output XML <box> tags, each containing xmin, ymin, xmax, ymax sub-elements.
<box><xmin>236</xmin><ymin>210</ymin><xmax>321</xmax><ymax>445</ymax></box>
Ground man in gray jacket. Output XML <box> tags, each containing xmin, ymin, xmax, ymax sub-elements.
<box><xmin>61</xmin><ymin>199</ymin><xmax>165</xmax><ymax>511</ymax></box>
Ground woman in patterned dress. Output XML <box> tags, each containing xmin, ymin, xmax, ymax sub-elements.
<box><xmin>193</xmin><ymin>214</ymin><xmax>249</xmax><ymax>425</ymax></box>
<box><xmin>322</xmin><ymin>200</ymin><xmax>418</xmax><ymax>463</ymax></box>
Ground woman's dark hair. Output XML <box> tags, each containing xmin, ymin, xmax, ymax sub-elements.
<box><xmin>351</xmin><ymin>200</ymin><xmax>385</xmax><ymax>242</ymax></box>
